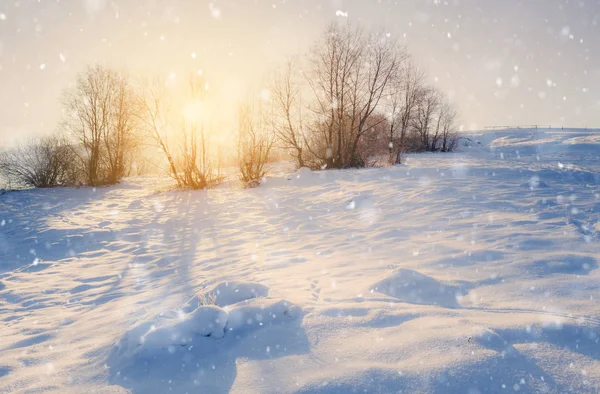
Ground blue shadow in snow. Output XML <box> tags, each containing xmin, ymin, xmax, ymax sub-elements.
<box><xmin>106</xmin><ymin>312</ymin><xmax>310</xmax><ymax>394</ymax></box>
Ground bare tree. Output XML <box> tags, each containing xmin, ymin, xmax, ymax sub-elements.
<box><xmin>178</xmin><ymin>75</ymin><xmax>222</xmax><ymax>189</ymax></box>
<box><xmin>429</xmin><ymin>92</ymin><xmax>457</xmax><ymax>152</ymax></box>
<box><xmin>0</xmin><ymin>135</ymin><xmax>78</xmax><ymax>189</ymax></box>
<box><xmin>178</xmin><ymin>121</ymin><xmax>218</xmax><ymax>190</ymax></box>
<box><xmin>387</xmin><ymin>62</ymin><xmax>426</xmax><ymax>163</ymax></box>
<box><xmin>104</xmin><ymin>73</ymin><xmax>139</xmax><ymax>184</ymax></box>
<box><xmin>63</xmin><ymin>65</ymin><xmax>110</xmax><ymax>185</ymax></box>
<box><xmin>270</xmin><ymin>61</ymin><xmax>306</xmax><ymax>169</ymax></box>
<box><xmin>430</xmin><ymin>90</ymin><xmax>445</xmax><ymax>151</ymax></box>
<box><xmin>136</xmin><ymin>75</ymin><xmax>221</xmax><ymax>189</ymax></box>
<box><xmin>356</xmin><ymin>112</ymin><xmax>391</xmax><ymax>166</ymax></box>
<box><xmin>305</xmin><ymin>22</ymin><xmax>365</xmax><ymax>168</ymax></box>
<box><xmin>62</xmin><ymin>65</ymin><xmax>137</xmax><ymax>186</ymax></box>
<box><xmin>439</xmin><ymin>99</ymin><xmax>459</xmax><ymax>152</ymax></box>
<box><xmin>237</xmin><ymin>102</ymin><xmax>275</xmax><ymax>186</ymax></box>
<box><xmin>411</xmin><ymin>87</ymin><xmax>440</xmax><ymax>152</ymax></box>
<box><xmin>345</xmin><ymin>30</ymin><xmax>406</xmax><ymax>167</ymax></box>
<box><xmin>136</xmin><ymin>78</ymin><xmax>181</xmax><ymax>185</ymax></box>
<box><xmin>304</xmin><ymin>22</ymin><xmax>407</xmax><ymax>168</ymax></box>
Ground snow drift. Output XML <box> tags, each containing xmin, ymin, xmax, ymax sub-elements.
<box><xmin>371</xmin><ymin>268</ymin><xmax>465</xmax><ymax>307</ymax></box>
<box><xmin>2</xmin><ymin>128</ymin><xmax>600</xmax><ymax>393</ymax></box>
<box><xmin>107</xmin><ymin>282</ymin><xmax>303</xmax><ymax>393</ymax></box>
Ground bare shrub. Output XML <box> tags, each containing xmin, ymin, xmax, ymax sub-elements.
<box><xmin>178</xmin><ymin>122</ymin><xmax>220</xmax><ymax>189</ymax></box>
<box><xmin>137</xmin><ymin>76</ymin><xmax>222</xmax><ymax>189</ymax></box>
<box><xmin>0</xmin><ymin>135</ymin><xmax>79</xmax><ymax>189</ymax></box>
<box><xmin>237</xmin><ymin>102</ymin><xmax>275</xmax><ymax>186</ymax></box>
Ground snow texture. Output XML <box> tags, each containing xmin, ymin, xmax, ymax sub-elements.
<box><xmin>371</xmin><ymin>268</ymin><xmax>464</xmax><ymax>307</ymax></box>
<box><xmin>1</xmin><ymin>129</ymin><xmax>600</xmax><ymax>393</ymax></box>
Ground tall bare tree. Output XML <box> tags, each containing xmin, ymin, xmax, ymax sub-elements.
<box><xmin>63</xmin><ymin>65</ymin><xmax>111</xmax><ymax>185</ymax></box>
<box><xmin>305</xmin><ymin>22</ymin><xmax>365</xmax><ymax>168</ymax></box>
<box><xmin>63</xmin><ymin>65</ymin><xmax>137</xmax><ymax>185</ymax></box>
<box><xmin>344</xmin><ymin>31</ymin><xmax>406</xmax><ymax>167</ymax></box>
<box><xmin>411</xmin><ymin>87</ymin><xmax>440</xmax><ymax>151</ymax></box>
<box><xmin>104</xmin><ymin>73</ymin><xmax>138</xmax><ymax>184</ymax></box>
<box><xmin>303</xmin><ymin>22</ymin><xmax>406</xmax><ymax>168</ymax></box>
<box><xmin>136</xmin><ymin>78</ymin><xmax>181</xmax><ymax>186</ymax></box>
<box><xmin>270</xmin><ymin>61</ymin><xmax>306</xmax><ymax>168</ymax></box>
<box><xmin>430</xmin><ymin>91</ymin><xmax>445</xmax><ymax>151</ymax></box>
<box><xmin>387</xmin><ymin>62</ymin><xmax>426</xmax><ymax>163</ymax></box>
<box><xmin>439</xmin><ymin>99</ymin><xmax>458</xmax><ymax>152</ymax></box>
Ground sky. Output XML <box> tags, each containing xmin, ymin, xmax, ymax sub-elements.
<box><xmin>1</xmin><ymin>0</ymin><xmax>600</xmax><ymax>146</ymax></box>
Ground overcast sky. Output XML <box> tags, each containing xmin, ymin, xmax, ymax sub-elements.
<box><xmin>1</xmin><ymin>0</ymin><xmax>600</xmax><ymax>145</ymax></box>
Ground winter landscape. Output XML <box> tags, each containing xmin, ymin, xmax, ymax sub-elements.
<box><xmin>2</xmin><ymin>128</ymin><xmax>600</xmax><ymax>393</ymax></box>
<box><xmin>2</xmin><ymin>1</ymin><xmax>600</xmax><ymax>393</ymax></box>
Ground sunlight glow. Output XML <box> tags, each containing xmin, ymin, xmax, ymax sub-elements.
<box><xmin>183</xmin><ymin>100</ymin><xmax>205</xmax><ymax>124</ymax></box>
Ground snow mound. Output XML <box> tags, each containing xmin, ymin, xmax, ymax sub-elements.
<box><xmin>127</xmin><ymin>199</ymin><xmax>143</xmax><ymax>209</ymax></box>
<box><xmin>227</xmin><ymin>298</ymin><xmax>300</xmax><ymax>332</ymax></box>
<box><xmin>203</xmin><ymin>281</ymin><xmax>270</xmax><ymax>307</ymax></box>
<box><xmin>111</xmin><ymin>305</ymin><xmax>228</xmax><ymax>360</ymax></box>
<box><xmin>472</xmin><ymin>328</ymin><xmax>518</xmax><ymax>357</ymax></box>
<box><xmin>108</xmin><ymin>285</ymin><xmax>296</xmax><ymax>359</ymax></box>
<box><xmin>521</xmin><ymin>176</ymin><xmax>549</xmax><ymax>189</ymax></box>
<box><xmin>370</xmin><ymin>269</ymin><xmax>464</xmax><ymax>308</ymax></box>
<box><xmin>107</xmin><ymin>297</ymin><xmax>302</xmax><ymax>391</ymax></box>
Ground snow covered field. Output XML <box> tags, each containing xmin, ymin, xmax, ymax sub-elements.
<box><xmin>1</xmin><ymin>128</ymin><xmax>600</xmax><ymax>393</ymax></box>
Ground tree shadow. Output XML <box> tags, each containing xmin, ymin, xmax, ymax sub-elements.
<box><xmin>0</xmin><ymin>366</ymin><xmax>11</xmax><ymax>378</ymax></box>
<box><xmin>427</xmin><ymin>352</ymin><xmax>566</xmax><ymax>393</ymax></box>
<box><xmin>292</xmin><ymin>350</ymin><xmax>567</xmax><ymax>394</ymax></box>
<box><xmin>2</xmin><ymin>333</ymin><xmax>54</xmax><ymax>351</ymax></box>
<box><xmin>527</xmin><ymin>255</ymin><xmax>598</xmax><ymax>276</ymax></box>
<box><xmin>490</xmin><ymin>324</ymin><xmax>600</xmax><ymax>361</ymax></box>
<box><xmin>0</xmin><ymin>185</ymin><xmax>116</xmax><ymax>274</ymax></box>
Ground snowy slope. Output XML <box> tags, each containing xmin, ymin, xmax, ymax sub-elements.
<box><xmin>1</xmin><ymin>128</ymin><xmax>600</xmax><ymax>393</ymax></box>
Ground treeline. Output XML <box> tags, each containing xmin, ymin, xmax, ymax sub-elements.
<box><xmin>0</xmin><ymin>22</ymin><xmax>458</xmax><ymax>190</ymax></box>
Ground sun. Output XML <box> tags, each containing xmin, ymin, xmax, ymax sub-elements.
<box><xmin>183</xmin><ymin>100</ymin><xmax>205</xmax><ymax>124</ymax></box>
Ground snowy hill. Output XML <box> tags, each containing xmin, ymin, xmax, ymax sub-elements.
<box><xmin>1</xmin><ymin>128</ymin><xmax>600</xmax><ymax>393</ymax></box>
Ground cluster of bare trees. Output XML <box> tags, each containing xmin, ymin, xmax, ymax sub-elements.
<box><xmin>270</xmin><ymin>22</ymin><xmax>459</xmax><ymax>169</ymax></box>
<box><xmin>0</xmin><ymin>22</ymin><xmax>459</xmax><ymax>190</ymax></box>
<box><xmin>62</xmin><ymin>65</ymin><xmax>140</xmax><ymax>186</ymax></box>
<box><xmin>405</xmin><ymin>87</ymin><xmax>458</xmax><ymax>154</ymax></box>
<box><xmin>1</xmin><ymin>66</ymin><xmax>224</xmax><ymax>190</ymax></box>
<box><xmin>1</xmin><ymin>66</ymin><xmax>140</xmax><ymax>189</ymax></box>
